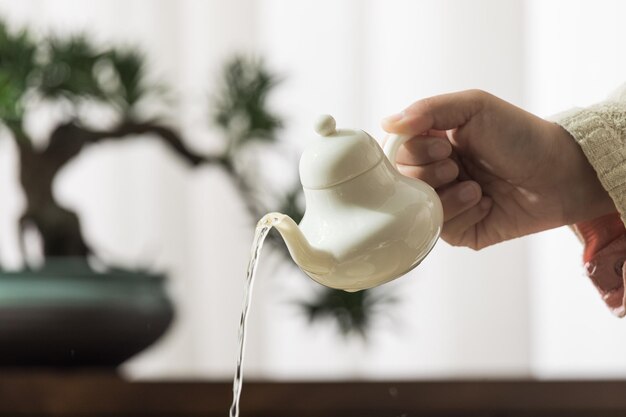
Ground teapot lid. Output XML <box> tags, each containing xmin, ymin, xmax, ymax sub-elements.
<box><xmin>299</xmin><ymin>115</ymin><xmax>383</xmax><ymax>189</ymax></box>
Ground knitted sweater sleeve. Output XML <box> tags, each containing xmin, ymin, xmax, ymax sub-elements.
<box><xmin>553</xmin><ymin>86</ymin><xmax>626</xmax><ymax>316</ymax></box>
<box><xmin>555</xmin><ymin>87</ymin><xmax>626</xmax><ymax>223</ymax></box>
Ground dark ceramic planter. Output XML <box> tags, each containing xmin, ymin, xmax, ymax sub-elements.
<box><xmin>0</xmin><ymin>258</ymin><xmax>174</xmax><ymax>367</ymax></box>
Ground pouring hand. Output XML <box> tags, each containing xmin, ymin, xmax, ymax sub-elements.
<box><xmin>382</xmin><ymin>89</ymin><xmax>615</xmax><ymax>250</ymax></box>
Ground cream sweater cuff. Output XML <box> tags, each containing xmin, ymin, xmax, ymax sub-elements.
<box><xmin>552</xmin><ymin>98</ymin><xmax>626</xmax><ymax>226</ymax></box>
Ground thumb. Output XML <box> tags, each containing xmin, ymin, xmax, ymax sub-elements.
<box><xmin>382</xmin><ymin>89</ymin><xmax>488</xmax><ymax>135</ymax></box>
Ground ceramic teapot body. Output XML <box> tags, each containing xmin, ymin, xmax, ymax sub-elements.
<box><xmin>273</xmin><ymin>115</ymin><xmax>443</xmax><ymax>292</ymax></box>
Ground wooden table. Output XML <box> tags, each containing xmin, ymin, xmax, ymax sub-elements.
<box><xmin>2</xmin><ymin>372</ymin><xmax>626</xmax><ymax>416</ymax></box>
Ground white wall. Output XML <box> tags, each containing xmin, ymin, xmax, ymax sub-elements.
<box><xmin>255</xmin><ymin>0</ymin><xmax>531</xmax><ymax>380</ymax></box>
<box><xmin>525</xmin><ymin>0</ymin><xmax>626</xmax><ymax>378</ymax></box>
<box><xmin>0</xmin><ymin>0</ymin><xmax>624</xmax><ymax>380</ymax></box>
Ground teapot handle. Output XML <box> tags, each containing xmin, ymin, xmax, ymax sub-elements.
<box><xmin>382</xmin><ymin>134</ymin><xmax>412</xmax><ymax>168</ymax></box>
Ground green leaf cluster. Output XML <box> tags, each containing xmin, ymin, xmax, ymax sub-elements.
<box><xmin>213</xmin><ymin>56</ymin><xmax>282</xmax><ymax>153</ymax></box>
<box><xmin>37</xmin><ymin>38</ymin><xmax>149</xmax><ymax>112</ymax></box>
<box><xmin>0</xmin><ymin>18</ymin><xmax>151</xmax><ymax>140</ymax></box>
<box><xmin>301</xmin><ymin>288</ymin><xmax>398</xmax><ymax>338</ymax></box>
<box><xmin>0</xmin><ymin>20</ymin><xmax>35</xmax><ymax>133</ymax></box>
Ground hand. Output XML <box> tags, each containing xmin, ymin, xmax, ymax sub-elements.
<box><xmin>382</xmin><ymin>90</ymin><xmax>616</xmax><ymax>250</ymax></box>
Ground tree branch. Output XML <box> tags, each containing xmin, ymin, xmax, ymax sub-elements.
<box><xmin>10</xmin><ymin>126</ymin><xmax>34</xmax><ymax>154</ymax></box>
<box><xmin>46</xmin><ymin>119</ymin><xmax>270</xmax><ymax>229</ymax></box>
<box><xmin>47</xmin><ymin>120</ymin><xmax>224</xmax><ymax>167</ymax></box>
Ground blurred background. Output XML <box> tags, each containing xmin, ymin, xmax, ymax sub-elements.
<box><xmin>0</xmin><ymin>0</ymin><xmax>625</xmax><ymax>383</ymax></box>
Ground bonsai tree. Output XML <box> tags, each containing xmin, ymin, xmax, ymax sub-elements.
<box><xmin>0</xmin><ymin>22</ymin><xmax>212</xmax><ymax>260</ymax></box>
<box><xmin>0</xmin><ymin>19</ymin><xmax>392</xmax><ymax>338</ymax></box>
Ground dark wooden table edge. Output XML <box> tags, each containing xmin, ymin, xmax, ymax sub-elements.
<box><xmin>2</xmin><ymin>371</ymin><xmax>626</xmax><ymax>416</ymax></box>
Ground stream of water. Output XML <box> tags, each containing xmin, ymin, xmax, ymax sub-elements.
<box><xmin>229</xmin><ymin>213</ymin><xmax>283</xmax><ymax>417</ymax></box>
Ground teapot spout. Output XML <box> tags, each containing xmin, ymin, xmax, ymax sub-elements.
<box><xmin>271</xmin><ymin>214</ymin><xmax>333</xmax><ymax>275</ymax></box>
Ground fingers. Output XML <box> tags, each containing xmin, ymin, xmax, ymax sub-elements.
<box><xmin>437</xmin><ymin>182</ymin><xmax>493</xmax><ymax>250</ymax></box>
<box><xmin>382</xmin><ymin>89</ymin><xmax>489</xmax><ymax>135</ymax></box>
<box><xmin>381</xmin><ymin>134</ymin><xmax>451</xmax><ymax>165</ymax></box>
<box><xmin>397</xmin><ymin>159</ymin><xmax>458</xmax><ymax>189</ymax></box>
<box><xmin>387</xmin><ymin>134</ymin><xmax>457</xmax><ymax>189</ymax></box>
<box><xmin>438</xmin><ymin>181</ymin><xmax>482</xmax><ymax>221</ymax></box>
<box><xmin>395</xmin><ymin>136</ymin><xmax>452</xmax><ymax>165</ymax></box>
<box><xmin>427</xmin><ymin>129</ymin><xmax>449</xmax><ymax>139</ymax></box>
<box><xmin>388</xmin><ymin>134</ymin><xmax>491</xmax><ymax>248</ymax></box>
<box><xmin>441</xmin><ymin>197</ymin><xmax>493</xmax><ymax>248</ymax></box>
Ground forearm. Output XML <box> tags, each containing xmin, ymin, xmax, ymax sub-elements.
<box><xmin>553</xmin><ymin>86</ymin><xmax>626</xmax><ymax>316</ymax></box>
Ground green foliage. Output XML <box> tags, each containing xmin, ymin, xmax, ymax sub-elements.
<box><xmin>0</xmin><ymin>20</ymin><xmax>36</xmax><ymax>133</ymax></box>
<box><xmin>39</xmin><ymin>36</ymin><xmax>107</xmax><ymax>100</ymax></box>
<box><xmin>106</xmin><ymin>49</ymin><xmax>147</xmax><ymax>109</ymax></box>
<box><xmin>0</xmin><ymin>18</ymin><xmax>151</xmax><ymax>138</ymax></box>
<box><xmin>213</xmin><ymin>57</ymin><xmax>282</xmax><ymax>153</ymax></box>
<box><xmin>38</xmin><ymin>37</ymin><xmax>149</xmax><ymax>113</ymax></box>
<box><xmin>301</xmin><ymin>288</ymin><xmax>398</xmax><ymax>338</ymax></box>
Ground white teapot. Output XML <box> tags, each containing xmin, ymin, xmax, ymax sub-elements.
<box><xmin>271</xmin><ymin>115</ymin><xmax>443</xmax><ymax>292</ymax></box>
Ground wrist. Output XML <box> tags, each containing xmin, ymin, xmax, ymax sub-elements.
<box><xmin>551</xmin><ymin>123</ymin><xmax>617</xmax><ymax>224</ymax></box>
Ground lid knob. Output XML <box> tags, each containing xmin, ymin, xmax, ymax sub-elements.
<box><xmin>301</xmin><ymin>114</ymin><xmax>383</xmax><ymax>189</ymax></box>
<box><xmin>314</xmin><ymin>114</ymin><xmax>336</xmax><ymax>137</ymax></box>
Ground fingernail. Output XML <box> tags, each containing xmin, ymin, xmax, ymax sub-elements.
<box><xmin>382</xmin><ymin>112</ymin><xmax>404</xmax><ymax>125</ymax></box>
<box><xmin>429</xmin><ymin>143</ymin><xmax>449</xmax><ymax>159</ymax></box>
<box><xmin>459</xmin><ymin>183</ymin><xmax>479</xmax><ymax>203</ymax></box>
<box><xmin>436</xmin><ymin>163</ymin><xmax>456</xmax><ymax>181</ymax></box>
